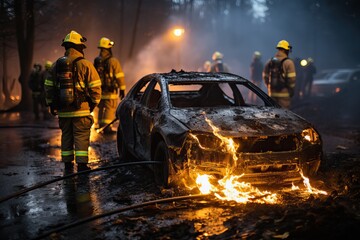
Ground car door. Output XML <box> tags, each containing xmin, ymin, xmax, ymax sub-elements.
<box><xmin>120</xmin><ymin>78</ymin><xmax>151</xmax><ymax>154</ymax></box>
<box><xmin>134</xmin><ymin>79</ymin><xmax>163</xmax><ymax>160</ymax></box>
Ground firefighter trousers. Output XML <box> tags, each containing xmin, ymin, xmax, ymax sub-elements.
<box><xmin>59</xmin><ymin>115</ymin><xmax>94</xmax><ymax>164</ymax></box>
<box><xmin>97</xmin><ymin>99</ymin><xmax>117</xmax><ymax>127</ymax></box>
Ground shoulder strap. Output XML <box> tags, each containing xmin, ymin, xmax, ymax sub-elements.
<box><xmin>72</xmin><ymin>57</ymin><xmax>85</xmax><ymax>89</ymax></box>
<box><xmin>103</xmin><ymin>56</ymin><xmax>112</xmax><ymax>73</ymax></box>
<box><xmin>280</xmin><ymin>57</ymin><xmax>289</xmax><ymax>65</ymax></box>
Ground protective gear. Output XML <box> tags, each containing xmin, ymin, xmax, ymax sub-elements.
<box><xmin>45</xmin><ymin>60</ymin><xmax>53</xmax><ymax>70</ymax></box>
<box><xmin>120</xmin><ymin>89</ymin><xmax>125</xmax><ymax>100</ymax></box>
<box><xmin>62</xmin><ymin>30</ymin><xmax>87</xmax><ymax>48</ymax></box>
<box><xmin>268</xmin><ymin>57</ymin><xmax>288</xmax><ymax>91</ymax></box>
<box><xmin>89</xmin><ymin>101</ymin><xmax>96</xmax><ymax>113</ymax></box>
<box><xmin>45</xmin><ymin>43</ymin><xmax>101</xmax><ymax>168</ymax></box>
<box><xmin>44</xmin><ymin>48</ymin><xmax>102</xmax><ymax>118</ymax></box>
<box><xmin>95</xmin><ymin>44</ymin><xmax>125</xmax><ymax>130</ymax></box>
<box><xmin>276</xmin><ymin>40</ymin><xmax>292</xmax><ymax>51</ymax></box>
<box><xmin>98</xmin><ymin>37</ymin><xmax>114</xmax><ymax>49</ymax></box>
<box><xmin>56</xmin><ymin>56</ymin><xmax>75</xmax><ymax>107</ymax></box>
<box><xmin>263</xmin><ymin>50</ymin><xmax>296</xmax><ymax>109</ymax></box>
<box><xmin>254</xmin><ymin>51</ymin><xmax>261</xmax><ymax>58</ymax></box>
<box><xmin>212</xmin><ymin>51</ymin><xmax>223</xmax><ymax>61</ymax></box>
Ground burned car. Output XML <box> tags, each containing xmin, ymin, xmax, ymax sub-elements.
<box><xmin>116</xmin><ymin>71</ymin><xmax>322</xmax><ymax>187</ymax></box>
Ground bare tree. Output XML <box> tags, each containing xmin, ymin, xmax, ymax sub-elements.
<box><xmin>13</xmin><ymin>0</ymin><xmax>34</xmax><ymax>111</ymax></box>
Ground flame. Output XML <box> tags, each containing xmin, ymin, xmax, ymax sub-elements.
<box><xmin>195</xmin><ymin>173</ymin><xmax>279</xmax><ymax>204</ymax></box>
<box><xmin>185</xmin><ymin>114</ymin><xmax>326</xmax><ymax>204</ymax></box>
<box><xmin>195</xmin><ymin>174</ymin><xmax>218</xmax><ymax>194</ymax></box>
<box><xmin>204</xmin><ymin>117</ymin><xmax>239</xmax><ymax>166</ymax></box>
<box><xmin>299</xmin><ymin>171</ymin><xmax>327</xmax><ymax>195</ymax></box>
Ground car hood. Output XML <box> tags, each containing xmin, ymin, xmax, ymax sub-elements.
<box><xmin>169</xmin><ymin>107</ymin><xmax>310</xmax><ymax>137</ymax></box>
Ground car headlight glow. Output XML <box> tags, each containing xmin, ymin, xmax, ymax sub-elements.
<box><xmin>302</xmin><ymin>128</ymin><xmax>320</xmax><ymax>143</ymax></box>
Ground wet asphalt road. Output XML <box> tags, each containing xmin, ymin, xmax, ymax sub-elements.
<box><xmin>0</xmin><ymin>94</ymin><xmax>359</xmax><ymax>239</ymax></box>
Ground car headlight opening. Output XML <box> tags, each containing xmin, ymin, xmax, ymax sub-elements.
<box><xmin>302</xmin><ymin>128</ymin><xmax>320</xmax><ymax>143</ymax></box>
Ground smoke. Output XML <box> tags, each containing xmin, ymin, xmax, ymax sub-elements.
<box><xmin>248</xmin><ymin>0</ymin><xmax>268</xmax><ymax>22</ymax></box>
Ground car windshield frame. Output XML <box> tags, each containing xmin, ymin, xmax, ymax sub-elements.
<box><xmin>166</xmin><ymin>80</ymin><xmax>274</xmax><ymax>108</ymax></box>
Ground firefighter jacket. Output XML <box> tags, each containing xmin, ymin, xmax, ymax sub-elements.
<box><xmin>44</xmin><ymin>48</ymin><xmax>102</xmax><ymax>118</ymax></box>
<box><xmin>210</xmin><ymin>60</ymin><xmax>230</xmax><ymax>73</ymax></box>
<box><xmin>98</xmin><ymin>50</ymin><xmax>125</xmax><ymax>100</ymax></box>
<box><xmin>263</xmin><ymin>50</ymin><xmax>296</xmax><ymax>98</ymax></box>
<box><xmin>29</xmin><ymin>68</ymin><xmax>43</xmax><ymax>94</ymax></box>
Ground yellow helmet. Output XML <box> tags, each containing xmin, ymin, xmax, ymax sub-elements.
<box><xmin>98</xmin><ymin>37</ymin><xmax>114</xmax><ymax>49</ymax></box>
<box><xmin>276</xmin><ymin>40</ymin><xmax>292</xmax><ymax>51</ymax></box>
<box><xmin>212</xmin><ymin>51</ymin><xmax>223</xmax><ymax>60</ymax></box>
<box><xmin>254</xmin><ymin>51</ymin><xmax>261</xmax><ymax>58</ymax></box>
<box><xmin>62</xmin><ymin>30</ymin><xmax>87</xmax><ymax>48</ymax></box>
<box><xmin>45</xmin><ymin>60</ymin><xmax>53</xmax><ymax>70</ymax></box>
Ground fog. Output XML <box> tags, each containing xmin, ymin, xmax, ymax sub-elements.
<box><xmin>3</xmin><ymin>0</ymin><xmax>360</xmax><ymax>89</ymax></box>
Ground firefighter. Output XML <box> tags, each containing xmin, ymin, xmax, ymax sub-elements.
<box><xmin>29</xmin><ymin>63</ymin><xmax>47</xmax><ymax>120</ymax></box>
<box><xmin>249</xmin><ymin>51</ymin><xmax>264</xmax><ymax>103</ymax></box>
<box><xmin>262</xmin><ymin>40</ymin><xmax>296</xmax><ymax>109</ymax></box>
<box><xmin>210</xmin><ymin>51</ymin><xmax>230</xmax><ymax>73</ymax></box>
<box><xmin>44</xmin><ymin>30</ymin><xmax>102</xmax><ymax>171</ymax></box>
<box><xmin>94</xmin><ymin>37</ymin><xmax>125</xmax><ymax>133</ymax></box>
<box><xmin>41</xmin><ymin>60</ymin><xmax>53</xmax><ymax>120</ymax></box>
<box><xmin>198</xmin><ymin>60</ymin><xmax>211</xmax><ymax>72</ymax></box>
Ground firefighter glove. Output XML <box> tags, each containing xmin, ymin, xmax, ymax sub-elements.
<box><xmin>50</xmin><ymin>105</ymin><xmax>58</xmax><ymax>116</ymax></box>
<box><xmin>120</xmin><ymin>89</ymin><xmax>125</xmax><ymax>100</ymax></box>
<box><xmin>89</xmin><ymin>102</ymin><xmax>96</xmax><ymax>113</ymax></box>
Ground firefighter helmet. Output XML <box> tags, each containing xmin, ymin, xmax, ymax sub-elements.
<box><xmin>62</xmin><ymin>30</ymin><xmax>87</xmax><ymax>48</ymax></box>
<box><xmin>276</xmin><ymin>40</ymin><xmax>292</xmax><ymax>51</ymax></box>
<box><xmin>45</xmin><ymin>60</ymin><xmax>53</xmax><ymax>70</ymax></box>
<box><xmin>98</xmin><ymin>37</ymin><xmax>114</xmax><ymax>49</ymax></box>
<box><xmin>254</xmin><ymin>51</ymin><xmax>261</xmax><ymax>58</ymax></box>
<box><xmin>212</xmin><ymin>51</ymin><xmax>223</xmax><ymax>61</ymax></box>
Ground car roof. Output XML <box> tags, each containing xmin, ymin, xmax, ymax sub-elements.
<box><xmin>145</xmin><ymin>70</ymin><xmax>248</xmax><ymax>83</ymax></box>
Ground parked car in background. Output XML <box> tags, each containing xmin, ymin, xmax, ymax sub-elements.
<box><xmin>116</xmin><ymin>71</ymin><xmax>322</xmax><ymax>187</ymax></box>
<box><xmin>311</xmin><ymin>68</ymin><xmax>360</xmax><ymax>97</ymax></box>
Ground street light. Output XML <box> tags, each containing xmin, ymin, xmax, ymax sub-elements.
<box><xmin>173</xmin><ymin>28</ymin><xmax>185</xmax><ymax>37</ymax></box>
<box><xmin>172</xmin><ymin>27</ymin><xmax>185</xmax><ymax>69</ymax></box>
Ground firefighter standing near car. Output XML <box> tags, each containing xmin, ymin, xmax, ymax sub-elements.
<box><xmin>249</xmin><ymin>51</ymin><xmax>264</xmax><ymax>103</ymax></box>
<box><xmin>263</xmin><ymin>40</ymin><xmax>296</xmax><ymax>109</ymax></box>
<box><xmin>44</xmin><ymin>30</ymin><xmax>102</xmax><ymax>171</ymax></box>
<box><xmin>94</xmin><ymin>37</ymin><xmax>125</xmax><ymax>133</ymax></box>
<box><xmin>210</xmin><ymin>51</ymin><xmax>230</xmax><ymax>73</ymax></box>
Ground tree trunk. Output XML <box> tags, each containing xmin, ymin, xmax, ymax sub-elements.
<box><xmin>14</xmin><ymin>0</ymin><xmax>35</xmax><ymax>111</ymax></box>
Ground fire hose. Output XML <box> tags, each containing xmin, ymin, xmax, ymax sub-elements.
<box><xmin>34</xmin><ymin>194</ymin><xmax>209</xmax><ymax>240</ymax></box>
<box><xmin>0</xmin><ymin>161</ymin><xmax>161</xmax><ymax>204</ymax></box>
<box><xmin>96</xmin><ymin>117</ymin><xmax>119</xmax><ymax>134</ymax></box>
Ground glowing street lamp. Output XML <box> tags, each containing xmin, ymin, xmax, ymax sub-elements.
<box><xmin>172</xmin><ymin>27</ymin><xmax>185</xmax><ymax>69</ymax></box>
<box><xmin>173</xmin><ymin>28</ymin><xmax>185</xmax><ymax>37</ymax></box>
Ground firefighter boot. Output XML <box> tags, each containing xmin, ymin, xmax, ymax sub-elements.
<box><xmin>77</xmin><ymin>163</ymin><xmax>91</xmax><ymax>172</ymax></box>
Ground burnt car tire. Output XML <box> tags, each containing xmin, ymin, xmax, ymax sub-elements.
<box><xmin>117</xmin><ymin>127</ymin><xmax>132</xmax><ymax>162</ymax></box>
<box><xmin>153</xmin><ymin>141</ymin><xmax>170</xmax><ymax>188</ymax></box>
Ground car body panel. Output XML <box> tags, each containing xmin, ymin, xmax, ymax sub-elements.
<box><xmin>312</xmin><ymin>68</ymin><xmax>360</xmax><ymax>96</ymax></box>
<box><xmin>116</xmin><ymin>71</ymin><xmax>322</xmax><ymax>186</ymax></box>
